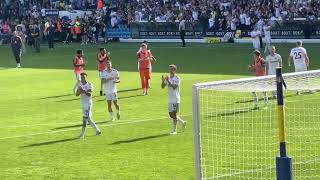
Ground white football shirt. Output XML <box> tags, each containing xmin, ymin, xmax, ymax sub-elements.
<box><xmin>79</xmin><ymin>82</ymin><xmax>93</xmax><ymax>106</ymax></box>
<box><xmin>167</xmin><ymin>75</ymin><xmax>181</xmax><ymax>104</ymax></box>
<box><xmin>251</xmin><ymin>30</ymin><xmax>261</xmax><ymax>48</ymax></box>
<box><xmin>263</xmin><ymin>25</ymin><xmax>271</xmax><ymax>43</ymax></box>
<box><xmin>290</xmin><ymin>47</ymin><xmax>307</xmax><ymax>71</ymax></box>
<box><xmin>102</xmin><ymin>68</ymin><xmax>119</xmax><ymax>94</ymax></box>
<box><xmin>266</xmin><ymin>53</ymin><xmax>282</xmax><ymax>75</ymax></box>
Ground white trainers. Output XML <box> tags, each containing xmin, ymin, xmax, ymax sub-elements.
<box><xmin>16</xmin><ymin>63</ymin><xmax>21</xmax><ymax>68</ymax></box>
<box><xmin>170</xmin><ymin>131</ymin><xmax>177</xmax><ymax>135</ymax></box>
<box><xmin>111</xmin><ymin>117</ymin><xmax>115</xmax><ymax>122</ymax></box>
<box><xmin>96</xmin><ymin>131</ymin><xmax>102</xmax><ymax>136</ymax></box>
<box><xmin>309</xmin><ymin>90</ymin><xmax>316</xmax><ymax>94</ymax></box>
<box><xmin>182</xmin><ymin>121</ymin><xmax>187</xmax><ymax>131</ymax></box>
<box><xmin>296</xmin><ymin>91</ymin><xmax>301</xmax><ymax>96</ymax></box>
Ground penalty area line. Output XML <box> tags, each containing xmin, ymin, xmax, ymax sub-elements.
<box><xmin>0</xmin><ymin>114</ymin><xmax>191</xmax><ymax>140</ymax></box>
<box><xmin>207</xmin><ymin>157</ymin><xmax>320</xmax><ymax>179</ymax></box>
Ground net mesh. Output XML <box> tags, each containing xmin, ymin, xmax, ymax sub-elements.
<box><xmin>194</xmin><ymin>70</ymin><xmax>320</xmax><ymax>179</ymax></box>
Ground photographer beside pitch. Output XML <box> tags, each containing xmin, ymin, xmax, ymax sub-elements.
<box><xmin>161</xmin><ymin>64</ymin><xmax>186</xmax><ymax>135</ymax></box>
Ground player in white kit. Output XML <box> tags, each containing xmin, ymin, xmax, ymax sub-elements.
<box><xmin>263</xmin><ymin>21</ymin><xmax>271</xmax><ymax>54</ymax></box>
<box><xmin>251</xmin><ymin>26</ymin><xmax>261</xmax><ymax>50</ymax></box>
<box><xmin>288</xmin><ymin>40</ymin><xmax>311</xmax><ymax>95</ymax></box>
<box><xmin>76</xmin><ymin>72</ymin><xmax>101</xmax><ymax>139</ymax></box>
<box><xmin>161</xmin><ymin>64</ymin><xmax>186</xmax><ymax>135</ymax></box>
<box><xmin>101</xmin><ymin>61</ymin><xmax>121</xmax><ymax>121</ymax></box>
<box><xmin>265</xmin><ymin>46</ymin><xmax>282</xmax><ymax>97</ymax></box>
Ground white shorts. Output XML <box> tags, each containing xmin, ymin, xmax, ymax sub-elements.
<box><xmin>82</xmin><ymin>104</ymin><xmax>92</xmax><ymax>118</ymax></box>
<box><xmin>268</xmin><ymin>69</ymin><xmax>276</xmax><ymax>76</ymax></box>
<box><xmin>253</xmin><ymin>42</ymin><xmax>260</xmax><ymax>49</ymax></box>
<box><xmin>295</xmin><ymin>66</ymin><xmax>307</xmax><ymax>72</ymax></box>
<box><xmin>75</xmin><ymin>72</ymin><xmax>81</xmax><ymax>81</ymax></box>
<box><xmin>105</xmin><ymin>93</ymin><xmax>118</xmax><ymax>101</ymax></box>
<box><xmin>264</xmin><ymin>37</ymin><xmax>271</xmax><ymax>44</ymax></box>
<box><xmin>168</xmin><ymin>103</ymin><xmax>179</xmax><ymax>113</ymax></box>
<box><xmin>99</xmin><ymin>71</ymin><xmax>107</xmax><ymax>80</ymax></box>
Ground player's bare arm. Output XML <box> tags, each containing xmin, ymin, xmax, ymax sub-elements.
<box><xmin>167</xmin><ymin>79</ymin><xmax>178</xmax><ymax>89</ymax></box>
<box><xmin>161</xmin><ymin>75</ymin><xmax>167</xmax><ymax>89</ymax></box>
<box><xmin>83</xmin><ymin>89</ymin><xmax>92</xmax><ymax>97</ymax></box>
<box><xmin>305</xmin><ymin>54</ymin><xmax>310</xmax><ymax>67</ymax></box>
<box><xmin>76</xmin><ymin>86</ymin><xmax>84</xmax><ymax>96</ymax></box>
<box><xmin>113</xmin><ymin>77</ymin><xmax>120</xmax><ymax>83</ymax></box>
<box><xmin>288</xmin><ymin>56</ymin><xmax>293</xmax><ymax>66</ymax></box>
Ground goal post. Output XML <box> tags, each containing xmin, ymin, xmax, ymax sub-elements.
<box><xmin>192</xmin><ymin>69</ymin><xmax>320</xmax><ymax>180</ymax></box>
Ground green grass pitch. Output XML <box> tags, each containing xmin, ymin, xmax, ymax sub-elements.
<box><xmin>0</xmin><ymin>42</ymin><xmax>319</xmax><ymax>179</ymax></box>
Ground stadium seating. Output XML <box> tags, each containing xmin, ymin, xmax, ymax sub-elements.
<box><xmin>107</xmin><ymin>27</ymin><xmax>131</xmax><ymax>39</ymax></box>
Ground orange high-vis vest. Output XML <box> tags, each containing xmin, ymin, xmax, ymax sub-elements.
<box><xmin>74</xmin><ymin>21</ymin><xmax>81</xmax><ymax>34</ymax></box>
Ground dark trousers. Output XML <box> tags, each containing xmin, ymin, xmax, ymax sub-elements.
<box><xmin>12</xmin><ymin>49</ymin><xmax>21</xmax><ymax>64</ymax></box>
<box><xmin>33</xmin><ymin>37</ymin><xmax>40</xmax><ymax>52</ymax></box>
<box><xmin>259</xmin><ymin>36</ymin><xmax>263</xmax><ymax>49</ymax></box>
<box><xmin>48</xmin><ymin>36</ymin><xmax>54</xmax><ymax>49</ymax></box>
<box><xmin>180</xmin><ymin>30</ymin><xmax>186</xmax><ymax>47</ymax></box>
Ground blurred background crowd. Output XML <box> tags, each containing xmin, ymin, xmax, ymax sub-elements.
<box><xmin>0</xmin><ymin>0</ymin><xmax>319</xmax><ymax>45</ymax></box>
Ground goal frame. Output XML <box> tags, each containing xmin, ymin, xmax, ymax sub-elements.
<box><xmin>192</xmin><ymin>69</ymin><xmax>320</xmax><ymax>180</ymax></box>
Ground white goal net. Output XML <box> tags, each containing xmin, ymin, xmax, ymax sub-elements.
<box><xmin>192</xmin><ymin>70</ymin><xmax>320</xmax><ymax>180</ymax></box>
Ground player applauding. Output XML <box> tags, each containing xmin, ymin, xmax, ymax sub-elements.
<box><xmin>101</xmin><ymin>61</ymin><xmax>121</xmax><ymax>121</ymax></box>
<box><xmin>76</xmin><ymin>72</ymin><xmax>101</xmax><ymax>139</ymax></box>
<box><xmin>161</xmin><ymin>64</ymin><xmax>186</xmax><ymax>135</ymax></box>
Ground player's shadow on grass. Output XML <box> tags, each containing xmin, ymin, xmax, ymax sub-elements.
<box><xmin>51</xmin><ymin>121</ymin><xmax>111</xmax><ymax>130</ymax></box>
<box><xmin>232</xmin><ymin>94</ymin><xmax>296</xmax><ymax>104</ymax></box>
<box><xmin>96</xmin><ymin>94</ymin><xmax>143</xmax><ymax>101</ymax></box>
<box><xmin>118</xmin><ymin>88</ymin><xmax>141</xmax><ymax>93</ymax></box>
<box><xmin>110</xmin><ymin>133</ymin><xmax>169</xmax><ymax>145</ymax></box>
<box><xmin>55</xmin><ymin>98</ymin><xmax>79</xmax><ymax>102</ymax></box>
<box><xmin>207</xmin><ymin>108</ymin><xmax>254</xmax><ymax>118</ymax></box>
<box><xmin>22</xmin><ymin>137</ymin><xmax>78</xmax><ymax>148</ymax></box>
<box><xmin>39</xmin><ymin>93</ymin><xmax>73</xmax><ymax>100</ymax></box>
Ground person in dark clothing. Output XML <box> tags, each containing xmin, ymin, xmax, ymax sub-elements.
<box><xmin>179</xmin><ymin>17</ymin><xmax>186</xmax><ymax>47</ymax></box>
<box><xmin>81</xmin><ymin>21</ymin><xmax>88</xmax><ymax>45</ymax></box>
<box><xmin>11</xmin><ymin>35</ymin><xmax>22</xmax><ymax>68</ymax></box>
<box><xmin>29</xmin><ymin>24</ymin><xmax>40</xmax><ymax>52</ymax></box>
<box><xmin>47</xmin><ymin>22</ymin><xmax>55</xmax><ymax>49</ymax></box>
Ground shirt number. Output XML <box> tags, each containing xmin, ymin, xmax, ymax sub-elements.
<box><xmin>294</xmin><ymin>52</ymin><xmax>302</xmax><ymax>59</ymax></box>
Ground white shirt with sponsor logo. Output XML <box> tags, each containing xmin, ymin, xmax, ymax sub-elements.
<box><xmin>167</xmin><ymin>75</ymin><xmax>181</xmax><ymax>104</ymax></box>
<box><xmin>263</xmin><ymin>25</ymin><xmax>271</xmax><ymax>43</ymax></box>
<box><xmin>266</xmin><ymin>53</ymin><xmax>282</xmax><ymax>75</ymax></box>
<box><xmin>79</xmin><ymin>82</ymin><xmax>93</xmax><ymax>107</ymax></box>
<box><xmin>290</xmin><ymin>47</ymin><xmax>307</xmax><ymax>71</ymax></box>
<box><xmin>251</xmin><ymin>30</ymin><xmax>261</xmax><ymax>47</ymax></box>
<box><xmin>101</xmin><ymin>68</ymin><xmax>120</xmax><ymax>94</ymax></box>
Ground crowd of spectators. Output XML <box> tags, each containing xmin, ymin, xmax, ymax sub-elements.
<box><xmin>0</xmin><ymin>0</ymin><xmax>319</xmax><ymax>45</ymax></box>
<box><xmin>128</xmin><ymin>0</ymin><xmax>320</xmax><ymax>30</ymax></box>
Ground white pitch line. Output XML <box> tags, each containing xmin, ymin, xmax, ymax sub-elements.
<box><xmin>207</xmin><ymin>157</ymin><xmax>320</xmax><ymax>179</ymax></box>
<box><xmin>0</xmin><ymin>113</ymin><xmax>192</xmax><ymax>129</ymax></box>
<box><xmin>0</xmin><ymin>114</ymin><xmax>191</xmax><ymax>140</ymax></box>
